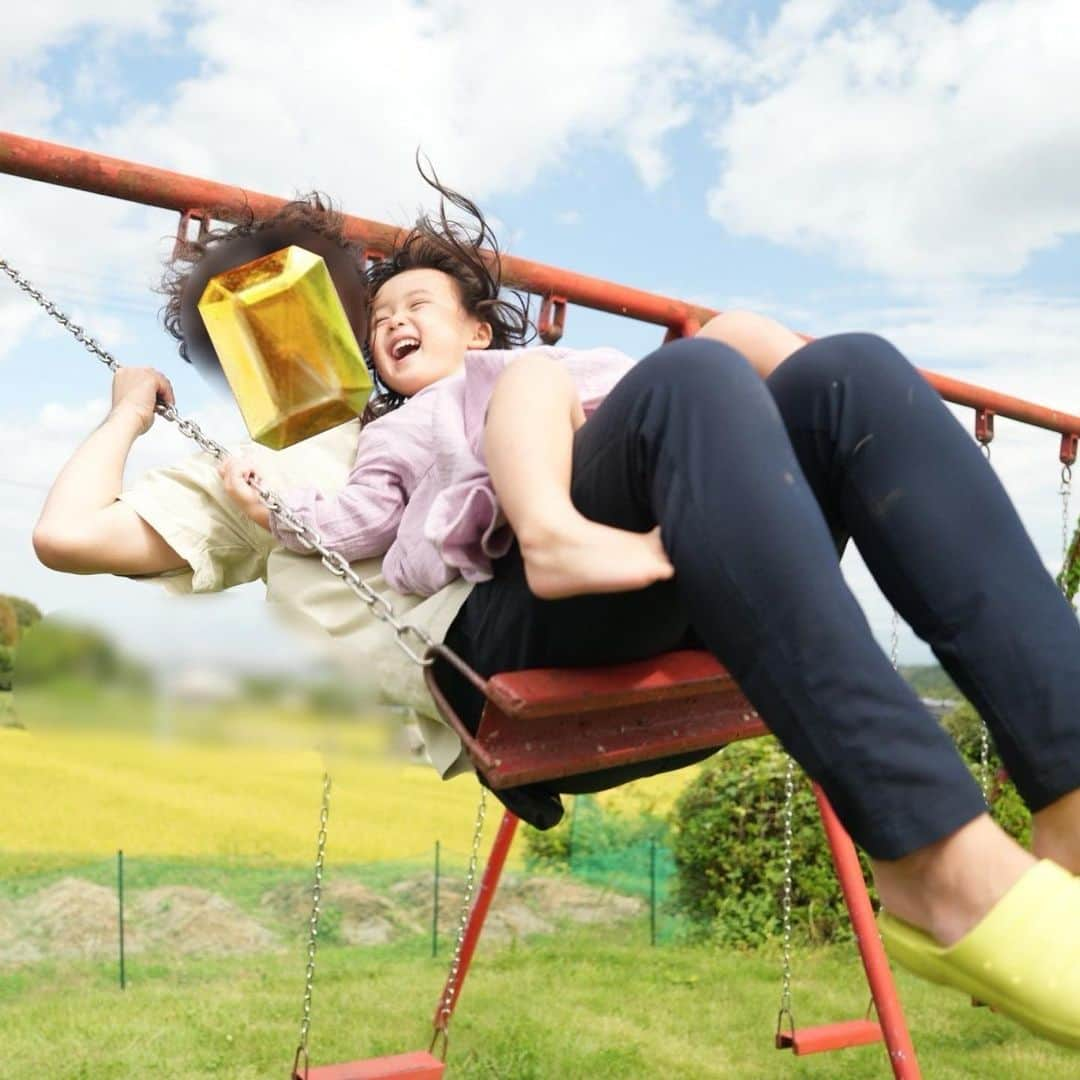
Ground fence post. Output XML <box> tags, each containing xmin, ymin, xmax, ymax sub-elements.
<box><xmin>649</xmin><ymin>840</ymin><xmax>657</xmax><ymax>947</ymax></box>
<box><xmin>117</xmin><ymin>849</ymin><xmax>126</xmax><ymax>989</ymax></box>
<box><xmin>432</xmin><ymin>840</ymin><xmax>440</xmax><ymax>958</ymax></box>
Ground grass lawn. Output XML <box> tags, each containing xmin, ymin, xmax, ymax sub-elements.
<box><xmin>3</xmin><ymin>923</ymin><xmax>1075</xmax><ymax>1078</ymax></box>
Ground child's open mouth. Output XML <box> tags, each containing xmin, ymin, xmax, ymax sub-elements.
<box><xmin>392</xmin><ymin>338</ymin><xmax>420</xmax><ymax>361</ymax></box>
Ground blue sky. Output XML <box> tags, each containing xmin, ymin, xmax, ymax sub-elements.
<box><xmin>2</xmin><ymin>0</ymin><xmax>1079</xmax><ymax>676</ymax></box>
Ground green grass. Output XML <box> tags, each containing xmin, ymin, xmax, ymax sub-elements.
<box><xmin>3</xmin><ymin>922</ymin><xmax>1075</xmax><ymax>1077</ymax></box>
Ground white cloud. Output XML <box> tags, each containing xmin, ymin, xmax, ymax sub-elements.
<box><xmin>99</xmin><ymin>0</ymin><xmax>734</xmax><ymax>211</ymax></box>
<box><xmin>708</xmin><ymin>0</ymin><xmax>1080</xmax><ymax>280</ymax></box>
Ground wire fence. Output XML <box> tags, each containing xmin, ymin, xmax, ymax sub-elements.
<box><xmin>0</xmin><ymin>833</ymin><xmax>677</xmax><ymax>987</ymax></box>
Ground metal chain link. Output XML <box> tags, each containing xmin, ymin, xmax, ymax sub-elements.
<box><xmin>431</xmin><ymin>789</ymin><xmax>488</xmax><ymax>1059</ymax></box>
<box><xmin>775</xmin><ymin>754</ymin><xmax>796</xmax><ymax>1044</ymax></box>
<box><xmin>1</xmin><ymin>255</ymin><xmax>435</xmax><ymax>669</ymax></box>
<box><xmin>292</xmin><ymin>773</ymin><xmax>331</xmax><ymax>1080</ymax></box>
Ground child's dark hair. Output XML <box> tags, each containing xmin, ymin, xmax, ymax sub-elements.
<box><xmin>160</xmin><ymin>193</ymin><xmax>362</xmax><ymax>362</ymax></box>
<box><xmin>364</xmin><ymin>159</ymin><xmax>534</xmax><ymax>416</ymax></box>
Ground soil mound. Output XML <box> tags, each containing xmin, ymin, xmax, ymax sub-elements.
<box><xmin>0</xmin><ymin>896</ymin><xmax>41</xmax><ymax>966</ymax></box>
<box><xmin>0</xmin><ymin>879</ymin><xmax>276</xmax><ymax>968</ymax></box>
<box><xmin>389</xmin><ymin>872</ymin><xmax>644</xmax><ymax>943</ymax></box>
<box><xmin>23</xmin><ymin>877</ymin><xmax>120</xmax><ymax>959</ymax></box>
<box><xmin>1</xmin><ymin>870</ymin><xmax>644</xmax><ymax>968</ymax></box>
<box><xmin>133</xmin><ymin>886</ymin><xmax>278</xmax><ymax>956</ymax></box>
<box><xmin>261</xmin><ymin>880</ymin><xmax>423</xmax><ymax>946</ymax></box>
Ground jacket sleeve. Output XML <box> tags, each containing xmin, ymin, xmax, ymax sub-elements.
<box><xmin>267</xmin><ymin>420</ymin><xmax>414</xmax><ymax>560</ymax></box>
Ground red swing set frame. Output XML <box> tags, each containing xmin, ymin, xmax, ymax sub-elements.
<box><xmin>4</xmin><ymin>131</ymin><xmax>1080</xmax><ymax>1080</ymax></box>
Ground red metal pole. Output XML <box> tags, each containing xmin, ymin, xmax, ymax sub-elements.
<box><xmin>813</xmin><ymin>784</ymin><xmax>921</xmax><ymax>1080</ymax></box>
<box><xmin>432</xmin><ymin>809</ymin><xmax>519</xmax><ymax>1031</ymax></box>
<box><xmin>2</xmin><ymin>129</ymin><xmax>1078</xmax><ymax>440</ymax></box>
<box><xmin>0</xmin><ymin>130</ymin><xmax>712</xmax><ymax>333</ymax></box>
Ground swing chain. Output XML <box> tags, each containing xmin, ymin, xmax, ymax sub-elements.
<box><xmin>775</xmin><ymin>754</ymin><xmax>797</xmax><ymax>1046</ymax></box>
<box><xmin>1061</xmin><ymin>464</ymin><xmax>1073</xmax><ymax>564</ymax></box>
<box><xmin>292</xmin><ymin>772</ymin><xmax>331</xmax><ymax>1080</ymax></box>
<box><xmin>0</xmin><ymin>257</ymin><xmax>122</xmax><ymax>373</ymax></box>
<box><xmin>431</xmin><ymin>788</ymin><xmax>488</xmax><ymax>1057</ymax></box>
<box><xmin>0</xmin><ymin>254</ymin><xmax>438</xmax><ymax>669</ymax></box>
<box><xmin>263</xmin><ymin>492</ymin><xmax>438</xmax><ymax>667</ymax></box>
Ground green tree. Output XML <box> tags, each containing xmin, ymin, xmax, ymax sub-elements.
<box><xmin>14</xmin><ymin>617</ymin><xmax>149</xmax><ymax>689</ymax></box>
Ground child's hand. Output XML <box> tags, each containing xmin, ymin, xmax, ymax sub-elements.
<box><xmin>217</xmin><ymin>456</ymin><xmax>271</xmax><ymax>530</ymax></box>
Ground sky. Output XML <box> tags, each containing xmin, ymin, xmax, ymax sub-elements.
<box><xmin>2</xmin><ymin>0</ymin><xmax>1079</xmax><ymax>676</ymax></box>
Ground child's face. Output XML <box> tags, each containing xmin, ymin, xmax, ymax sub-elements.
<box><xmin>369</xmin><ymin>268</ymin><xmax>492</xmax><ymax>397</ymax></box>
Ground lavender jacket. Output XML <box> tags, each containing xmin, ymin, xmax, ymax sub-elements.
<box><xmin>267</xmin><ymin>345</ymin><xmax>635</xmax><ymax>597</ymax></box>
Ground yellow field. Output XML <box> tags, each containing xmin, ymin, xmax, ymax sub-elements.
<box><xmin>0</xmin><ymin>689</ymin><xmax>698</xmax><ymax>869</ymax></box>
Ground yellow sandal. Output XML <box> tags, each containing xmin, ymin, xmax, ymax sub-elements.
<box><xmin>879</xmin><ymin>860</ymin><xmax>1080</xmax><ymax>1050</ymax></box>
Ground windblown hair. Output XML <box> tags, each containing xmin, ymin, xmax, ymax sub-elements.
<box><xmin>160</xmin><ymin>192</ymin><xmax>360</xmax><ymax>362</ymax></box>
<box><xmin>364</xmin><ymin>160</ymin><xmax>534</xmax><ymax>418</ymax></box>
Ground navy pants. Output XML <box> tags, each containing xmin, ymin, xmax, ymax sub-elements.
<box><xmin>436</xmin><ymin>335</ymin><xmax>1080</xmax><ymax>859</ymax></box>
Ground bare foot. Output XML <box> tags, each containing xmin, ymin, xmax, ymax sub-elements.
<box><xmin>518</xmin><ymin>515</ymin><xmax>674</xmax><ymax>599</ymax></box>
<box><xmin>871</xmin><ymin>815</ymin><xmax>1037</xmax><ymax>946</ymax></box>
<box><xmin>1032</xmin><ymin>788</ymin><xmax>1080</xmax><ymax>874</ymax></box>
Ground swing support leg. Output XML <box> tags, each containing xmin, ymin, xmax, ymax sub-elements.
<box><xmin>814</xmin><ymin>784</ymin><xmax>921</xmax><ymax>1080</ymax></box>
<box><xmin>432</xmin><ymin>809</ymin><xmax>519</xmax><ymax>1031</ymax></box>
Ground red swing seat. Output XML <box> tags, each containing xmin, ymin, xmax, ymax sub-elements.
<box><xmin>297</xmin><ymin>1052</ymin><xmax>444</xmax><ymax>1079</ymax></box>
<box><xmin>474</xmin><ymin>649</ymin><xmax>765</xmax><ymax>788</ymax></box>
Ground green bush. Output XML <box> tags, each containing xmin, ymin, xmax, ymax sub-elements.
<box><xmin>941</xmin><ymin>701</ymin><xmax>1030</xmax><ymax>847</ymax></box>
<box><xmin>668</xmin><ymin>702</ymin><xmax>1033</xmax><ymax>947</ymax></box>
<box><xmin>0</xmin><ymin>645</ymin><xmax>14</xmax><ymax>692</ymax></box>
<box><xmin>0</xmin><ymin>595</ymin><xmax>42</xmax><ymax>634</ymax></box>
<box><xmin>0</xmin><ymin>600</ymin><xmax>18</xmax><ymax>648</ymax></box>
<box><xmin>669</xmin><ymin>739</ymin><xmax>864</xmax><ymax>946</ymax></box>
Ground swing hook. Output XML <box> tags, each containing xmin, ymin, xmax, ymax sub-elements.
<box><xmin>429</xmin><ymin>1024</ymin><xmax>449</xmax><ymax>1062</ymax></box>
<box><xmin>974</xmin><ymin>408</ymin><xmax>994</xmax><ymax>459</ymax></box>
<box><xmin>173</xmin><ymin>208</ymin><xmax>211</xmax><ymax>261</ymax></box>
<box><xmin>775</xmin><ymin>1006</ymin><xmax>797</xmax><ymax>1050</ymax></box>
<box><xmin>537</xmin><ymin>294</ymin><xmax>567</xmax><ymax>345</ymax></box>
<box><xmin>1060</xmin><ymin>432</ymin><xmax>1078</xmax><ymax>468</ymax></box>
<box><xmin>291</xmin><ymin>1045</ymin><xmax>309</xmax><ymax>1080</ymax></box>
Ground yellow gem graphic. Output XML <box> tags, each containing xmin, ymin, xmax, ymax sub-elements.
<box><xmin>198</xmin><ymin>246</ymin><xmax>373</xmax><ymax>449</ymax></box>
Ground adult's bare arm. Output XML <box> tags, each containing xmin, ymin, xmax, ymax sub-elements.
<box><xmin>697</xmin><ymin>310</ymin><xmax>809</xmax><ymax>380</ymax></box>
<box><xmin>32</xmin><ymin>367</ymin><xmax>189</xmax><ymax>576</ymax></box>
